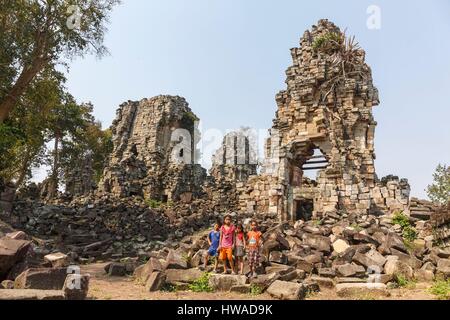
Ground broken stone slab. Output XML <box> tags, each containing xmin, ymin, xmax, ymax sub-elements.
<box><xmin>336</xmin><ymin>283</ymin><xmax>390</xmax><ymax>298</ymax></box>
<box><xmin>335</xmin><ymin>277</ymin><xmax>367</xmax><ymax>284</ymax></box>
<box><xmin>335</xmin><ymin>263</ymin><xmax>366</xmax><ymax>278</ymax></box>
<box><xmin>302</xmin><ymin>233</ymin><xmax>331</xmax><ymax>252</ymax></box>
<box><xmin>208</xmin><ymin>274</ymin><xmax>248</xmax><ymax>291</ymax></box>
<box><xmin>384</xmin><ymin>256</ymin><xmax>414</xmax><ymax>279</ymax></box>
<box><xmin>165</xmin><ymin>250</ymin><xmax>188</xmax><ymax>270</ymax></box>
<box><xmin>0</xmin><ymin>238</ymin><xmax>31</xmax><ymax>276</ymax></box>
<box><xmin>44</xmin><ymin>252</ymin><xmax>69</xmax><ymax>268</ymax></box>
<box><xmin>145</xmin><ymin>271</ymin><xmax>166</xmax><ymax>292</ymax></box>
<box><xmin>414</xmin><ymin>269</ymin><xmax>435</xmax><ymax>282</ymax></box>
<box><xmin>332</xmin><ymin>239</ymin><xmax>350</xmax><ymax>254</ymax></box>
<box><xmin>352</xmin><ymin>250</ymin><xmax>386</xmax><ymax>270</ymax></box>
<box><xmin>230</xmin><ymin>284</ymin><xmax>251</xmax><ymax>294</ymax></box>
<box><xmin>269</xmin><ymin>251</ymin><xmax>288</xmax><ymax>264</ymax></box>
<box><xmin>296</xmin><ymin>260</ymin><xmax>314</xmax><ymax>273</ymax></box>
<box><xmin>378</xmin><ymin>232</ymin><xmax>408</xmax><ymax>254</ymax></box>
<box><xmin>249</xmin><ymin>273</ymin><xmax>280</xmax><ymax>291</ymax></box>
<box><xmin>105</xmin><ymin>262</ymin><xmax>127</xmax><ymax>277</ymax></box>
<box><xmin>5</xmin><ymin>231</ymin><xmax>28</xmax><ymax>240</ymax></box>
<box><xmin>309</xmin><ymin>276</ymin><xmax>335</xmax><ymax>289</ymax></box>
<box><xmin>266</xmin><ymin>280</ymin><xmax>306</xmax><ymax>300</ymax></box>
<box><xmin>278</xmin><ymin>269</ymin><xmax>299</xmax><ymax>282</ymax></box>
<box><xmin>436</xmin><ymin>258</ymin><xmax>450</xmax><ymax>279</ymax></box>
<box><xmin>63</xmin><ymin>274</ymin><xmax>90</xmax><ymax>300</ymax></box>
<box><xmin>135</xmin><ymin>257</ymin><xmax>163</xmax><ymax>283</ymax></box>
<box><xmin>318</xmin><ymin>267</ymin><xmax>336</xmax><ymax>278</ymax></box>
<box><xmin>389</xmin><ymin>248</ymin><xmax>422</xmax><ymax>270</ymax></box>
<box><xmin>265</xmin><ymin>263</ymin><xmax>294</xmax><ymax>276</ymax></box>
<box><xmin>0</xmin><ymin>289</ymin><xmax>65</xmax><ymax>300</ymax></box>
<box><xmin>165</xmin><ymin>268</ymin><xmax>203</xmax><ymax>284</ymax></box>
<box><xmin>367</xmin><ymin>273</ymin><xmax>393</xmax><ymax>284</ymax></box>
<box><xmin>14</xmin><ymin>268</ymin><xmax>68</xmax><ymax>290</ymax></box>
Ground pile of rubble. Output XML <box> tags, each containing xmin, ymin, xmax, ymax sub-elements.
<box><xmin>0</xmin><ymin>230</ymin><xmax>89</xmax><ymax>300</ymax></box>
<box><xmin>122</xmin><ymin>209</ymin><xmax>449</xmax><ymax>300</ymax></box>
<box><xmin>5</xmin><ymin>196</ymin><xmax>171</xmax><ymax>261</ymax></box>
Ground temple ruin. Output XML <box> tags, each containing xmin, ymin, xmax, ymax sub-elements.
<box><xmin>238</xmin><ymin>20</ymin><xmax>410</xmax><ymax>221</ymax></box>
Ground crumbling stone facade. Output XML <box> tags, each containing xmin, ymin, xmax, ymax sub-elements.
<box><xmin>98</xmin><ymin>95</ymin><xmax>207</xmax><ymax>203</ymax></box>
<box><xmin>210</xmin><ymin>129</ymin><xmax>258</xmax><ymax>183</ymax></box>
<box><xmin>64</xmin><ymin>154</ymin><xmax>96</xmax><ymax>197</ymax></box>
<box><xmin>239</xmin><ymin>20</ymin><xmax>410</xmax><ymax>221</ymax></box>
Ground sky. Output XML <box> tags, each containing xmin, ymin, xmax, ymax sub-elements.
<box><xmin>46</xmin><ymin>0</ymin><xmax>450</xmax><ymax>199</ymax></box>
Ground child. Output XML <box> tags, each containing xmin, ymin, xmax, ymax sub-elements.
<box><xmin>247</xmin><ymin>220</ymin><xmax>262</xmax><ymax>278</ymax></box>
<box><xmin>203</xmin><ymin>221</ymin><xmax>221</xmax><ymax>271</ymax></box>
<box><xmin>219</xmin><ymin>214</ymin><xmax>236</xmax><ymax>274</ymax></box>
<box><xmin>234</xmin><ymin>224</ymin><xmax>246</xmax><ymax>275</ymax></box>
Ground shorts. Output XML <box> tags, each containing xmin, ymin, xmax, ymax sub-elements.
<box><xmin>219</xmin><ymin>248</ymin><xmax>233</xmax><ymax>261</ymax></box>
<box><xmin>248</xmin><ymin>248</ymin><xmax>260</xmax><ymax>267</ymax></box>
<box><xmin>235</xmin><ymin>246</ymin><xmax>245</xmax><ymax>257</ymax></box>
<box><xmin>207</xmin><ymin>247</ymin><xmax>218</xmax><ymax>257</ymax></box>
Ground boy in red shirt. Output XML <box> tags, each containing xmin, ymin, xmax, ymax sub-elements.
<box><xmin>247</xmin><ymin>220</ymin><xmax>262</xmax><ymax>278</ymax></box>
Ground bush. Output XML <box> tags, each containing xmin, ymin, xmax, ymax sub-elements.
<box><xmin>249</xmin><ymin>284</ymin><xmax>263</xmax><ymax>296</ymax></box>
<box><xmin>393</xmin><ymin>274</ymin><xmax>416</xmax><ymax>289</ymax></box>
<box><xmin>312</xmin><ymin>32</ymin><xmax>343</xmax><ymax>52</ymax></box>
<box><xmin>429</xmin><ymin>279</ymin><xmax>450</xmax><ymax>300</ymax></box>
<box><xmin>189</xmin><ymin>273</ymin><xmax>213</xmax><ymax>293</ymax></box>
<box><xmin>145</xmin><ymin>199</ymin><xmax>162</xmax><ymax>209</ymax></box>
<box><xmin>392</xmin><ymin>211</ymin><xmax>417</xmax><ymax>242</ymax></box>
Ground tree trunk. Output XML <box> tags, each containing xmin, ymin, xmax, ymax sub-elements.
<box><xmin>48</xmin><ymin>133</ymin><xmax>60</xmax><ymax>199</ymax></box>
<box><xmin>0</xmin><ymin>57</ymin><xmax>47</xmax><ymax>123</ymax></box>
<box><xmin>15</xmin><ymin>148</ymin><xmax>33</xmax><ymax>189</ymax></box>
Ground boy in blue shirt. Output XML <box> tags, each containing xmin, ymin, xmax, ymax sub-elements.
<box><xmin>203</xmin><ymin>220</ymin><xmax>221</xmax><ymax>271</ymax></box>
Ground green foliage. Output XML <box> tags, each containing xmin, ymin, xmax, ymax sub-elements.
<box><xmin>249</xmin><ymin>284</ymin><xmax>263</xmax><ymax>296</ymax></box>
<box><xmin>0</xmin><ymin>0</ymin><xmax>120</xmax><ymax>122</ymax></box>
<box><xmin>312</xmin><ymin>219</ymin><xmax>323</xmax><ymax>226</ymax></box>
<box><xmin>188</xmin><ymin>273</ymin><xmax>213</xmax><ymax>293</ymax></box>
<box><xmin>145</xmin><ymin>199</ymin><xmax>163</xmax><ymax>209</ymax></box>
<box><xmin>392</xmin><ymin>211</ymin><xmax>418</xmax><ymax>242</ymax></box>
<box><xmin>312</xmin><ymin>32</ymin><xmax>343</xmax><ymax>52</ymax></box>
<box><xmin>429</xmin><ymin>278</ymin><xmax>450</xmax><ymax>300</ymax></box>
<box><xmin>184</xmin><ymin>111</ymin><xmax>199</xmax><ymax>123</ymax></box>
<box><xmin>392</xmin><ymin>211</ymin><xmax>411</xmax><ymax>229</ymax></box>
<box><xmin>426</xmin><ymin>164</ymin><xmax>450</xmax><ymax>205</ymax></box>
<box><xmin>350</xmin><ymin>223</ymin><xmax>363</xmax><ymax>232</ymax></box>
<box><xmin>161</xmin><ymin>283</ymin><xmax>178</xmax><ymax>292</ymax></box>
<box><xmin>393</xmin><ymin>274</ymin><xmax>416</xmax><ymax>289</ymax></box>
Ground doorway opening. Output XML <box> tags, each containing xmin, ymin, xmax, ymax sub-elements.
<box><xmin>295</xmin><ymin>198</ymin><xmax>314</xmax><ymax>221</ymax></box>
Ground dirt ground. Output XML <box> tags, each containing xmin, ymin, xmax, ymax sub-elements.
<box><xmin>82</xmin><ymin>263</ymin><xmax>437</xmax><ymax>301</ymax></box>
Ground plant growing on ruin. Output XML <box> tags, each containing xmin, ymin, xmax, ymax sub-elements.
<box><xmin>249</xmin><ymin>284</ymin><xmax>263</xmax><ymax>296</ymax></box>
<box><xmin>145</xmin><ymin>198</ymin><xmax>162</xmax><ymax>209</ymax></box>
<box><xmin>426</xmin><ymin>164</ymin><xmax>450</xmax><ymax>205</ymax></box>
<box><xmin>188</xmin><ymin>272</ymin><xmax>213</xmax><ymax>293</ymax></box>
<box><xmin>429</xmin><ymin>278</ymin><xmax>450</xmax><ymax>300</ymax></box>
<box><xmin>312</xmin><ymin>32</ymin><xmax>343</xmax><ymax>53</ymax></box>
<box><xmin>392</xmin><ymin>211</ymin><xmax>418</xmax><ymax>242</ymax></box>
<box><xmin>393</xmin><ymin>274</ymin><xmax>416</xmax><ymax>289</ymax></box>
<box><xmin>313</xmin><ymin>31</ymin><xmax>367</xmax><ymax>104</ymax></box>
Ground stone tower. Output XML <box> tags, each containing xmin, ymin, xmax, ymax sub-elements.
<box><xmin>240</xmin><ymin>20</ymin><xmax>409</xmax><ymax>220</ymax></box>
<box><xmin>98</xmin><ymin>95</ymin><xmax>206</xmax><ymax>202</ymax></box>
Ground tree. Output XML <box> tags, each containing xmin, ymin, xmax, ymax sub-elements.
<box><xmin>0</xmin><ymin>67</ymin><xmax>66</xmax><ymax>187</ymax></box>
<box><xmin>0</xmin><ymin>0</ymin><xmax>120</xmax><ymax>123</ymax></box>
<box><xmin>426</xmin><ymin>164</ymin><xmax>450</xmax><ymax>205</ymax></box>
<box><xmin>45</xmin><ymin>96</ymin><xmax>94</xmax><ymax>198</ymax></box>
